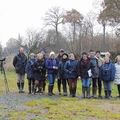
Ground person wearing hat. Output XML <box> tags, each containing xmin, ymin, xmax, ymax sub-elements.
<box><xmin>25</xmin><ymin>53</ymin><xmax>36</xmax><ymax>94</ymax></box>
<box><xmin>45</xmin><ymin>51</ymin><xmax>59</xmax><ymax>96</ymax></box>
<box><xmin>58</xmin><ymin>53</ymin><xmax>69</xmax><ymax>96</ymax></box>
<box><xmin>32</xmin><ymin>53</ymin><xmax>46</xmax><ymax>94</ymax></box>
<box><xmin>57</xmin><ymin>49</ymin><xmax>65</xmax><ymax>95</ymax></box>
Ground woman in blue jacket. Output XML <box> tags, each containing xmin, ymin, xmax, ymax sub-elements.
<box><xmin>64</xmin><ymin>53</ymin><xmax>79</xmax><ymax>97</ymax></box>
<box><xmin>100</xmin><ymin>56</ymin><xmax>115</xmax><ymax>99</ymax></box>
<box><xmin>25</xmin><ymin>53</ymin><xmax>36</xmax><ymax>94</ymax></box>
<box><xmin>45</xmin><ymin>51</ymin><xmax>59</xmax><ymax>96</ymax></box>
<box><xmin>58</xmin><ymin>53</ymin><xmax>69</xmax><ymax>96</ymax></box>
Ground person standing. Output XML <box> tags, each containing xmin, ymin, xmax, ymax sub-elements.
<box><xmin>64</xmin><ymin>53</ymin><xmax>79</xmax><ymax>97</ymax></box>
<box><xmin>79</xmin><ymin>52</ymin><xmax>91</xmax><ymax>98</ymax></box>
<box><xmin>95</xmin><ymin>51</ymin><xmax>104</xmax><ymax>98</ymax></box>
<box><xmin>39</xmin><ymin>48</ymin><xmax>47</xmax><ymax>93</ymax></box>
<box><xmin>13</xmin><ymin>47</ymin><xmax>27</xmax><ymax>93</ymax></box>
<box><xmin>45</xmin><ymin>51</ymin><xmax>59</xmax><ymax>96</ymax></box>
<box><xmin>114</xmin><ymin>55</ymin><xmax>120</xmax><ymax>98</ymax></box>
<box><xmin>32</xmin><ymin>53</ymin><xmax>46</xmax><ymax>94</ymax></box>
<box><xmin>89</xmin><ymin>50</ymin><xmax>99</xmax><ymax>98</ymax></box>
<box><xmin>25</xmin><ymin>53</ymin><xmax>36</xmax><ymax>94</ymax></box>
<box><xmin>58</xmin><ymin>53</ymin><xmax>69</xmax><ymax>96</ymax></box>
<box><xmin>100</xmin><ymin>56</ymin><xmax>115</xmax><ymax>99</ymax></box>
<box><xmin>57</xmin><ymin>49</ymin><xmax>65</xmax><ymax>95</ymax></box>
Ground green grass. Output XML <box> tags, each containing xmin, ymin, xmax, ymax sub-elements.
<box><xmin>0</xmin><ymin>71</ymin><xmax>120</xmax><ymax>120</ymax></box>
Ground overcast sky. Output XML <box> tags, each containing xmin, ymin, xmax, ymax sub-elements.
<box><xmin>0</xmin><ymin>0</ymin><xmax>101</xmax><ymax>47</ymax></box>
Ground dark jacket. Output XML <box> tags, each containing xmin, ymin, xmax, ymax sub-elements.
<box><xmin>90</xmin><ymin>57</ymin><xmax>99</xmax><ymax>78</ymax></box>
<box><xmin>13</xmin><ymin>53</ymin><xmax>27</xmax><ymax>75</ymax></box>
<box><xmin>33</xmin><ymin>59</ymin><xmax>46</xmax><ymax>81</ymax></box>
<box><xmin>59</xmin><ymin>59</ymin><xmax>68</xmax><ymax>79</ymax></box>
<box><xmin>79</xmin><ymin>58</ymin><xmax>91</xmax><ymax>79</ymax></box>
<box><xmin>64</xmin><ymin>60</ymin><xmax>79</xmax><ymax>79</ymax></box>
<box><xmin>25</xmin><ymin>58</ymin><xmax>35</xmax><ymax>80</ymax></box>
<box><xmin>45</xmin><ymin>58</ymin><xmax>59</xmax><ymax>74</ymax></box>
<box><xmin>100</xmin><ymin>62</ymin><xmax>115</xmax><ymax>82</ymax></box>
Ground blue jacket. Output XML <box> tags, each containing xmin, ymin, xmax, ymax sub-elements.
<box><xmin>13</xmin><ymin>53</ymin><xmax>27</xmax><ymax>75</ymax></box>
<box><xmin>90</xmin><ymin>57</ymin><xmax>99</xmax><ymax>78</ymax></box>
<box><xmin>59</xmin><ymin>59</ymin><xmax>68</xmax><ymax>79</ymax></box>
<box><xmin>45</xmin><ymin>58</ymin><xmax>59</xmax><ymax>74</ymax></box>
<box><xmin>25</xmin><ymin>58</ymin><xmax>35</xmax><ymax>79</ymax></box>
<box><xmin>100</xmin><ymin>62</ymin><xmax>115</xmax><ymax>82</ymax></box>
<box><xmin>64</xmin><ymin>60</ymin><xmax>79</xmax><ymax>79</ymax></box>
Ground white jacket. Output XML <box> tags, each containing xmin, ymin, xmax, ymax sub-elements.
<box><xmin>114</xmin><ymin>63</ymin><xmax>120</xmax><ymax>85</ymax></box>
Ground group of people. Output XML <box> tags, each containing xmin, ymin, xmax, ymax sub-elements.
<box><xmin>13</xmin><ymin>47</ymin><xmax>120</xmax><ymax>99</ymax></box>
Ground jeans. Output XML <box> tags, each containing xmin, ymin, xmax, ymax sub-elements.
<box><xmin>103</xmin><ymin>81</ymin><xmax>112</xmax><ymax>91</ymax></box>
<box><xmin>48</xmin><ymin>74</ymin><xmax>56</xmax><ymax>86</ymax></box>
<box><xmin>82</xmin><ymin>78</ymin><xmax>90</xmax><ymax>87</ymax></box>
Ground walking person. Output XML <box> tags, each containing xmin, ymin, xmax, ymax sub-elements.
<box><xmin>89</xmin><ymin>50</ymin><xmax>99</xmax><ymax>98</ymax></box>
<box><xmin>64</xmin><ymin>53</ymin><xmax>79</xmax><ymax>97</ymax></box>
<box><xmin>100</xmin><ymin>56</ymin><xmax>115</xmax><ymax>99</ymax></box>
<box><xmin>79</xmin><ymin>52</ymin><xmax>91</xmax><ymax>98</ymax></box>
<box><xmin>32</xmin><ymin>53</ymin><xmax>46</xmax><ymax>94</ymax></box>
<box><xmin>57</xmin><ymin>49</ymin><xmax>65</xmax><ymax>95</ymax></box>
<box><xmin>114</xmin><ymin>55</ymin><xmax>120</xmax><ymax>98</ymax></box>
<box><xmin>58</xmin><ymin>53</ymin><xmax>69</xmax><ymax>96</ymax></box>
<box><xmin>45</xmin><ymin>51</ymin><xmax>59</xmax><ymax>96</ymax></box>
<box><xmin>25</xmin><ymin>53</ymin><xmax>36</xmax><ymax>94</ymax></box>
<box><xmin>13</xmin><ymin>47</ymin><xmax>27</xmax><ymax>93</ymax></box>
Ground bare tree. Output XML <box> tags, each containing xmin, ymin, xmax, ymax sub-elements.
<box><xmin>44</xmin><ymin>7</ymin><xmax>64</xmax><ymax>42</ymax></box>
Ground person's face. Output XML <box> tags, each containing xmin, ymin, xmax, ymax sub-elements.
<box><xmin>63</xmin><ymin>55</ymin><xmax>67</xmax><ymax>59</ymax></box>
<box><xmin>50</xmin><ymin>54</ymin><xmax>55</xmax><ymax>59</ymax></box>
<box><xmin>104</xmin><ymin>57</ymin><xmax>110</xmax><ymax>63</ymax></box>
<box><xmin>96</xmin><ymin>52</ymin><xmax>100</xmax><ymax>58</ymax></box>
<box><xmin>117</xmin><ymin>56</ymin><xmax>120</xmax><ymax>63</ymax></box>
<box><xmin>69</xmin><ymin>54</ymin><xmax>75</xmax><ymax>60</ymax></box>
<box><xmin>90</xmin><ymin>51</ymin><xmax>95</xmax><ymax>58</ymax></box>
<box><xmin>37</xmin><ymin>53</ymin><xmax>43</xmax><ymax>60</ymax></box>
<box><xmin>82</xmin><ymin>54</ymin><xmax>87</xmax><ymax>60</ymax></box>
<box><xmin>19</xmin><ymin>48</ymin><xmax>24</xmax><ymax>54</ymax></box>
<box><xmin>60</xmin><ymin>51</ymin><xmax>64</xmax><ymax>56</ymax></box>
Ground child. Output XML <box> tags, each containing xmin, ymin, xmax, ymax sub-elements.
<box><xmin>33</xmin><ymin>53</ymin><xmax>46</xmax><ymax>94</ymax></box>
<box><xmin>45</xmin><ymin>51</ymin><xmax>59</xmax><ymax>96</ymax></box>
<box><xmin>64</xmin><ymin>53</ymin><xmax>79</xmax><ymax>97</ymax></box>
<box><xmin>114</xmin><ymin>55</ymin><xmax>120</xmax><ymax>98</ymax></box>
<box><xmin>79</xmin><ymin>52</ymin><xmax>91</xmax><ymax>98</ymax></box>
<box><xmin>59</xmin><ymin>53</ymin><xmax>69</xmax><ymax>96</ymax></box>
<box><xmin>100</xmin><ymin>56</ymin><xmax>115</xmax><ymax>99</ymax></box>
<box><xmin>25</xmin><ymin>53</ymin><xmax>35</xmax><ymax>94</ymax></box>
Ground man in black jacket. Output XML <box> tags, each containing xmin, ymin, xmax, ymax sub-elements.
<box><xmin>13</xmin><ymin>47</ymin><xmax>27</xmax><ymax>93</ymax></box>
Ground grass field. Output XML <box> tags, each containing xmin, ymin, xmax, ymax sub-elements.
<box><xmin>0</xmin><ymin>71</ymin><xmax>120</xmax><ymax>120</ymax></box>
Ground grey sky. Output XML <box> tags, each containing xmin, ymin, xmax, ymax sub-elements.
<box><xmin>0</xmin><ymin>0</ymin><xmax>100</xmax><ymax>47</ymax></box>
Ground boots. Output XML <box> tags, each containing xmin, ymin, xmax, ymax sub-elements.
<box><xmin>117</xmin><ymin>85</ymin><xmax>120</xmax><ymax>98</ymax></box>
<box><xmin>48</xmin><ymin>85</ymin><xmax>52</xmax><ymax>96</ymax></box>
<box><xmin>82</xmin><ymin>86</ymin><xmax>86</xmax><ymax>98</ymax></box>
<box><xmin>21</xmin><ymin>83</ymin><xmax>24</xmax><ymax>93</ymax></box>
<box><xmin>28</xmin><ymin>86</ymin><xmax>31</xmax><ymax>94</ymax></box>
<box><xmin>86</xmin><ymin>87</ymin><xmax>90</xmax><ymax>98</ymax></box>
<box><xmin>92</xmin><ymin>87</ymin><xmax>97</xmax><ymax>98</ymax></box>
<box><xmin>104</xmin><ymin>90</ymin><xmax>108</xmax><ymax>98</ymax></box>
<box><xmin>72</xmin><ymin>87</ymin><xmax>76</xmax><ymax>97</ymax></box>
<box><xmin>108</xmin><ymin>90</ymin><xmax>112</xmax><ymax>99</ymax></box>
<box><xmin>17</xmin><ymin>83</ymin><xmax>20</xmax><ymax>93</ymax></box>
